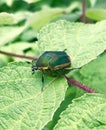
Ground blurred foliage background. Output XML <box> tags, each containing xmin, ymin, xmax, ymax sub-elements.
<box><xmin>0</xmin><ymin>0</ymin><xmax>106</xmax><ymax>67</ymax></box>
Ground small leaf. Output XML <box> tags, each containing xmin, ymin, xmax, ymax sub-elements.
<box><xmin>14</xmin><ymin>11</ymin><xmax>33</xmax><ymax>23</ymax></box>
<box><xmin>67</xmin><ymin>52</ymin><xmax>106</xmax><ymax>96</ymax></box>
<box><xmin>54</xmin><ymin>94</ymin><xmax>106</xmax><ymax>130</ymax></box>
<box><xmin>27</xmin><ymin>8</ymin><xmax>64</xmax><ymax>30</ymax></box>
<box><xmin>86</xmin><ymin>9</ymin><xmax>106</xmax><ymax>21</ymax></box>
<box><xmin>0</xmin><ymin>26</ymin><xmax>26</xmax><ymax>46</ymax></box>
<box><xmin>23</xmin><ymin>0</ymin><xmax>41</xmax><ymax>3</ymax></box>
<box><xmin>6</xmin><ymin>0</ymin><xmax>14</xmax><ymax>6</ymax></box>
<box><xmin>37</xmin><ymin>20</ymin><xmax>106</xmax><ymax>68</ymax></box>
<box><xmin>90</xmin><ymin>0</ymin><xmax>106</xmax><ymax>9</ymax></box>
<box><xmin>28</xmin><ymin>3</ymin><xmax>80</xmax><ymax>30</ymax></box>
<box><xmin>80</xmin><ymin>53</ymin><xmax>106</xmax><ymax>94</ymax></box>
<box><xmin>0</xmin><ymin>12</ymin><xmax>17</xmax><ymax>25</ymax></box>
<box><xmin>0</xmin><ymin>42</ymin><xmax>36</xmax><ymax>61</ymax></box>
<box><xmin>89</xmin><ymin>0</ymin><xmax>97</xmax><ymax>7</ymax></box>
<box><xmin>0</xmin><ymin>62</ymin><xmax>68</xmax><ymax>130</ymax></box>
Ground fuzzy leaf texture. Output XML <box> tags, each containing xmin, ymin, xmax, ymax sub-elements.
<box><xmin>0</xmin><ymin>62</ymin><xmax>68</xmax><ymax>130</ymax></box>
<box><xmin>54</xmin><ymin>94</ymin><xmax>106</xmax><ymax>130</ymax></box>
<box><xmin>37</xmin><ymin>20</ymin><xmax>106</xmax><ymax>68</ymax></box>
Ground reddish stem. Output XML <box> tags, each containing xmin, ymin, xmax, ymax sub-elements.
<box><xmin>81</xmin><ymin>0</ymin><xmax>86</xmax><ymax>23</ymax></box>
<box><xmin>0</xmin><ymin>50</ymin><xmax>37</xmax><ymax>60</ymax></box>
<box><xmin>65</xmin><ymin>75</ymin><xmax>96</xmax><ymax>93</ymax></box>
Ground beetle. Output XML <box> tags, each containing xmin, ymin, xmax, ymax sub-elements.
<box><xmin>32</xmin><ymin>51</ymin><xmax>71</xmax><ymax>89</ymax></box>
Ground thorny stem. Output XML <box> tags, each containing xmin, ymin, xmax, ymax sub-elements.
<box><xmin>81</xmin><ymin>0</ymin><xmax>86</xmax><ymax>23</ymax></box>
<box><xmin>0</xmin><ymin>50</ymin><xmax>38</xmax><ymax>60</ymax></box>
<box><xmin>65</xmin><ymin>75</ymin><xmax>96</xmax><ymax>93</ymax></box>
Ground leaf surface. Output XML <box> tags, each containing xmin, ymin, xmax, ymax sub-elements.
<box><xmin>23</xmin><ymin>0</ymin><xmax>41</xmax><ymax>3</ymax></box>
<box><xmin>0</xmin><ymin>42</ymin><xmax>36</xmax><ymax>62</ymax></box>
<box><xmin>37</xmin><ymin>20</ymin><xmax>106</xmax><ymax>68</ymax></box>
<box><xmin>86</xmin><ymin>9</ymin><xmax>106</xmax><ymax>21</ymax></box>
<box><xmin>27</xmin><ymin>8</ymin><xmax>65</xmax><ymax>30</ymax></box>
<box><xmin>0</xmin><ymin>26</ymin><xmax>25</xmax><ymax>46</ymax></box>
<box><xmin>0</xmin><ymin>12</ymin><xmax>17</xmax><ymax>25</ymax></box>
<box><xmin>80</xmin><ymin>53</ymin><xmax>106</xmax><ymax>94</ymax></box>
<box><xmin>0</xmin><ymin>62</ymin><xmax>68</xmax><ymax>130</ymax></box>
<box><xmin>67</xmin><ymin>52</ymin><xmax>106</xmax><ymax>96</ymax></box>
<box><xmin>54</xmin><ymin>94</ymin><xmax>106</xmax><ymax>130</ymax></box>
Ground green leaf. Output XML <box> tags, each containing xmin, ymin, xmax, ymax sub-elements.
<box><xmin>0</xmin><ymin>62</ymin><xmax>68</xmax><ymax>130</ymax></box>
<box><xmin>23</xmin><ymin>0</ymin><xmax>41</xmax><ymax>3</ymax></box>
<box><xmin>0</xmin><ymin>26</ymin><xmax>26</xmax><ymax>46</ymax></box>
<box><xmin>37</xmin><ymin>20</ymin><xmax>106</xmax><ymax>68</ymax></box>
<box><xmin>67</xmin><ymin>52</ymin><xmax>106</xmax><ymax>97</ymax></box>
<box><xmin>5</xmin><ymin>0</ymin><xmax>14</xmax><ymax>6</ymax></box>
<box><xmin>27</xmin><ymin>3</ymin><xmax>81</xmax><ymax>30</ymax></box>
<box><xmin>57</xmin><ymin>12</ymin><xmax>81</xmax><ymax>22</ymax></box>
<box><xmin>80</xmin><ymin>52</ymin><xmax>106</xmax><ymax>94</ymax></box>
<box><xmin>54</xmin><ymin>93</ymin><xmax>106</xmax><ymax>130</ymax></box>
<box><xmin>0</xmin><ymin>12</ymin><xmax>17</xmax><ymax>25</ymax></box>
<box><xmin>90</xmin><ymin>0</ymin><xmax>106</xmax><ymax>9</ymax></box>
<box><xmin>86</xmin><ymin>9</ymin><xmax>106</xmax><ymax>21</ymax></box>
<box><xmin>0</xmin><ymin>59</ymin><xmax>6</xmax><ymax>68</ymax></box>
<box><xmin>0</xmin><ymin>42</ymin><xmax>36</xmax><ymax>62</ymax></box>
<box><xmin>27</xmin><ymin>8</ymin><xmax>65</xmax><ymax>30</ymax></box>
<box><xmin>20</xmin><ymin>29</ymin><xmax>37</xmax><ymax>41</ymax></box>
<box><xmin>14</xmin><ymin>11</ymin><xmax>33</xmax><ymax>23</ymax></box>
<box><xmin>86</xmin><ymin>0</ymin><xmax>106</xmax><ymax>21</ymax></box>
<box><xmin>64</xmin><ymin>2</ymin><xmax>81</xmax><ymax>13</ymax></box>
<box><xmin>89</xmin><ymin>0</ymin><xmax>97</xmax><ymax>7</ymax></box>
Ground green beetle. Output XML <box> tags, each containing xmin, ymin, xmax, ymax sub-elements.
<box><xmin>32</xmin><ymin>51</ymin><xmax>71</xmax><ymax>87</ymax></box>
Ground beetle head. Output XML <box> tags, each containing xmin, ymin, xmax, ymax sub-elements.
<box><xmin>32</xmin><ymin>60</ymin><xmax>38</xmax><ymax>74</ymax></box>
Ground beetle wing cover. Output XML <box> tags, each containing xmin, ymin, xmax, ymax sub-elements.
<box><xmin>49</xmin><ymin>51</ymin><xmax>70</xmax><ymax>67</ymax></box>
<box><xmin>36</xmin><ymin>51</ymin><xmax>71</xmax><ymax>69</ymax></box>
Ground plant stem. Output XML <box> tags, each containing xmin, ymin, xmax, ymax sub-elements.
<box><xmin>81</xmin><ymin>0</ymin><xmax>86</xmax><ymax>23</ymax></box>
<box><xmin>65</xmin><ymin>75</ymin><xmax>96</xmax><ymax>93</ymax></box>
<box><xmin>0</xmin><ymin>50</ymin><xmax>37</xmax><ymax>60</ymax></box>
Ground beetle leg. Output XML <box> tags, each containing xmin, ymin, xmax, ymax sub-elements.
<box><xmin>32</xmin><ymin>66</ymin><xmax>35</xmax><ymax>74</ymax></box>
<box><xmin>32</xmin><ymin>66</ymin><xmax>38</xmax><ymax>74</ymax></box>
<box><xmin>42</xmin><ymin>71</ymin><xmax>44</xmax><ymax>83</ymax></box>
<box><xmin>32</xmin><ymin>60</ymin><xmax>38</xmax><ymax>74</ymax></box>
<box><xmin>41</xmin><ymin>70</ymin><xmax>44</xmax><ymax>91</ymax></box>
